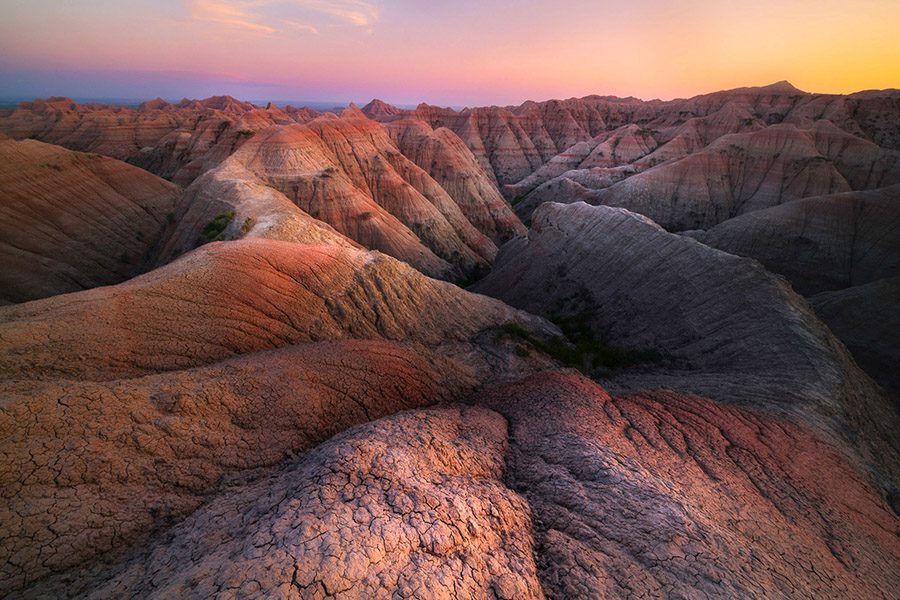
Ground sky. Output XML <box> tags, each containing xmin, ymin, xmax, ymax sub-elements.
<box><xmin>0</xmin><ymin>0</ymin><xmax>898</xmax><ymax>106</ymax></box>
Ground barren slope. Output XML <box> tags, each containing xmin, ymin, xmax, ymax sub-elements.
<box><xmin>154</xmin><ymin>158</ymin><xmax>358</xmax><ymax>264</ymax></box>
<box><xmin>811</xmin><ymin>277</ymin><xmax>900</xmax><ymax>396</ymax></box>
<box><xmin>0</xmin><ymin>239</ymin><xmax>551</xmax><ymax>382</ymax></box>
<box><xmin>0</xmin><ymin>239</ymin><xmax>558</xmax><ymax>595</ymax></box>
<box><xmin>14</xmin><ymin>374</ymin><xmax>899</xmax><ymax>599</ymax></box>
<box><xmin>0</xmin><ymin>96</ymin><xmax>320</xmax><ymax>185</ymax></box>
<box><xmin>13</xmin><ymin>406</ymin><xmax>545</xmax><ymax>599</ymax></box>
<box><xmin>384</xmin><ymin>118</ymin><xmax>526</xmax><ymax>243</ymax></box>
<box><xmin>689</xmin><ymin>185</ymin><xmax>900</xmax><ymax>295</ymax></box>
<box><xmin>481</xmin><ymin>372</ymin><xmax>900</xmax><ymax>599</ymax></box>
<box><xmin>591</xmin><ymin>124</ymin><xmax>899</xmax><ymax>230</ymax></box>
<box><xmin>227</xmin><ymin>110</ymin><xmax>501</xmax><ymax>279</ymax></box>
<box><xmin>473</xmin><ymin>202</ymin><xmax>899</xmax><ymax>496</ymax></box>
<box><xmin>0</xmin><ymin>138</ymin><xmax>180</xmax><ymax>303</ymax></box>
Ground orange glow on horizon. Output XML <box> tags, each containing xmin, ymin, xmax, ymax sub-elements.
<box><xmin>0</xmin><ymin>1</ymin><xmax>897</xmax><ymax>105</ymax></box>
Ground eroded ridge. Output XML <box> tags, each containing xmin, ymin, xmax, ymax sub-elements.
<box><xmin>480</xmin><ymin>372</ymin><xmax>900</xmax><ymax>599</ymax></box>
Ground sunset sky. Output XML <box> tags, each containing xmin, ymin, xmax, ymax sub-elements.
<box><xmin>1</xmin><ymin>0</ymin><xmax>898</xmax><ymax>105</ymax></box>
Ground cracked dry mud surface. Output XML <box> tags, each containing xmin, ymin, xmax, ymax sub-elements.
<box><xmin>0</xmin><ymin>239</ymin><xmax>562</xmax><ymax>596</ymax></box>
<box><xmin>0</xmin><ymin>341</ymin><xmax>481</xmax><ymax>593</ymax></box>
<box><xmin>15</xmin><ymin>406</ymin><xmax>544</xmax><ymax>600</ymax></box>
<box><xmin>1</xmin><ymin>208</ymin><xmax>897</xmax><ymax>600</ymax></box>
<box><xmin>1</xmin><ymin>84</ymin><xmax>899</xmax><ymax>600</ymax></box>
<box><xmin>12</xmin><ymin>375</ymin><xmax>900</xmax><ymax>599</ymax></box>
<box><xmin>481</xmin><ymin>372</ymin><xmax>900</xmax><ymax>599</ymax></box>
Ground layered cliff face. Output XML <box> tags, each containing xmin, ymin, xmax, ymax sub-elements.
<box><xmin>0</xmin><ymin>96</ymin><xmax>320</xmax><ymax>185</ymax></box>
<box><xmin>561</xmin><ymin>124</ymin><xmax>899</xmax><ymax>230</ymax></box>
<box><xmin>361</xmin><ymin>84</ymin><xmax>900</xmax><ymax>194</ymax></box>
<box><xmin>0</xmin><ymin>114</ymin><xmax>526</xmax><ymax>291</ymax></box>
<box><xmin>212</xmin><ymin>110</ymin><xmax>505</xmax><ymax>280</ymax></box>
<box><xmin>383</xmin><ymin>118</ymin><xmax>526</xmax><ymax>244</ymax></box>
<box><xmin>2</xmin><ymin>86</ymin><xmax>899</xmax><ymax>599</ymax></box>
<box><xmin>0</xmin><ymin>137</ymin><xmax>180</xmax><ymax>303</ymax></box>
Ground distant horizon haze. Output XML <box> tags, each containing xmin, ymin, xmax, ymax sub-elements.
<box><xmin>2</xmin><ymin>78</ymin><xmax>898</xmax><ymax>114</ymax></box>
<box><xmin>1</xmin><ymin>1</ymin><xmax>898</xmax><ymax>107</ymax></box>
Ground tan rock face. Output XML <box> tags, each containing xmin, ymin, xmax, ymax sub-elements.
<box><xmin>590</xmin><ymin>124</ymin><xmax>900</xmax><ymax>230</ymax></box>
<box><xmin>154</xmin><ymin>158</ymin><xmax>359</xmax><ymax>265</ymax></box>
<box><xmin>223</xmin><ymin>111</ymin><xmax>505</xmax><ymax>280</ymax></box>
<box><xmin>364</xmin><ymin>84</ymin><xmax>900</xmax><ymax>190</ymax></box>
<box><xmin>2</xmin><ymin>85</ymin><xmax>899</xmax><ymax>599</ymax></box>
<box><xmin>0</xmin><ymin>138</ymin><xmax>180</xmax><ymax>303</ymax></box>
<box><xmin>480</xmin><ymin>371</ymin><xmax>900</xmax><ymax>599</ymax></box>
<box><xmin>384</xmin><ymin>118</ymin><xmax>526</xmax><ymax>244</ymax></box>
<box><xmin>472</xmin><ymin>202</ymin><xmax>899</xmax><ymax>498</ymax></box>
<box><xmin>0</xmin><ymin>100</ymin><xmax>522</xmax><ymax>282</ymax></box>
<box><xmin>0</xmin><ymin>239</ymin><xmax>550</xmax><ymax>382</ymax></box>
<box><xmin>0</xmin><ymin>96</ymin><xmax>320</xmax><ymax>186</ymax></box>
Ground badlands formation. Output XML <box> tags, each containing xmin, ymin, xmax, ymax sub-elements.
<box><xmin>0</xmin><ymin>83</ymin><xmax>898</xmax><ymax>598</ymax></box>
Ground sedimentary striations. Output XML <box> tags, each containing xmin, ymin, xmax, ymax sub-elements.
<box><xmin>0</xmin><ymin>96</ymin><xmax>319</xmax><ymax>185</ymax></box>
<box><xmin>472</xmin><ymin>202</ymin><xmax>899</xmax><ymax>497</ymax></box>
<box><xmin>210</xmin><ymin>109</ymin><xmax>504</xmax><ymax>279</ymax></box>
<box><xmin>1</xmin><ymin>84</ymin><xmax>899</xmax><ymax>599</ymax></box>
<box><xmin>0</xmin><ymin>239</ymin><xmax>552</xmax><ymax>382</ymax></box>
<box><xmin>688</xmin><ymin>185</ymin><xmax>900</xmax><ymax>295</ymax></box>
<box><xmin>383</xmin><ymin>118</ymin><xmax>526</xmax><ymax>244</ymax></box>
<box><xmin>480</xmin><ymin>372</ymin><xmax>900</xmax><ymax>599</ymax></box>
<box><xmin>154</xmin><ymin>159</ymin><xmax>359</xmax><ymax>265</ymax></box>
<box><xmin>576</xmin><ymin>124</ymin><xmax>899</xmax><ymax>230</ymax></box>
<box><xmin>0</xmin><ymin>239</ymin><xmax>558</xmax><ymax>595</ymax></box>
<box><xmin>361</xmin><ymin>83</ymin><xmax>900</xmax><ymax>194</ymax></box>
<box><xmin>0</xmin><ymin>137</ymin><xmax>180</xmax><ymax>303</ymax></box>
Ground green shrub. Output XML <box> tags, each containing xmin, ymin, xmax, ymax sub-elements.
<box><xmin>496</xmin><ymin>311</ymin><xmax>661</xmax><ymax>374</ymax></box>
<box><xmin>195</xmin><ymin>211</ymin><xmax>235</xmax><ymax>247</ymax></box>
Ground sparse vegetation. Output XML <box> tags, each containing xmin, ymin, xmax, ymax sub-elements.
<box><xmin>497</xmin><ymin>318</ymin><xmax>661</xmax><ymax>373</ymax></box>
<box><xmin>239</xmin><ymin>217</ymin><xmax>254</xmax><ymax>236</ymax></box>
<box><xmin>195</xmin><ymin>211</ymin><xmax>235</xmax><ymax>247</ymax></box>
<box><xmin>497</xmin><ymin>287</ymin><xmax>662</xmax><ymax>374</ymax></box>
<box><xmin>237</xmin><ymin>129</ymin><xmax>255</xmax><ymax>138</ymax></box>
